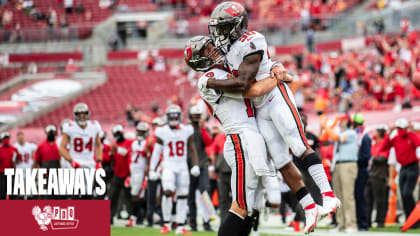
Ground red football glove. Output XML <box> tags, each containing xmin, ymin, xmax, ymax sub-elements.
<box><xmin>95</xmin><ymin>161</ymin><xmax>103</xmax><ymax>169</ymax></box>
<box><xmin>71</xmin><ymin>160</ymin><xmax>81</xmax><ymax>168</ymax></box>
<box><xmin>124</xmin><ymin>176</ymin><xmax>130</xmax><ymax>188</ymax></box>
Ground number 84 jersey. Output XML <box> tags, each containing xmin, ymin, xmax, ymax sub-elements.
<box><xmin>154</xmin><ymin>124</ymin><xmax>194</xmax><ymax>168</ymax></box>
<box><xmin>63</xmin><ymin>120</ymin><xmax>102</xmax><ymax>168</ymax></box>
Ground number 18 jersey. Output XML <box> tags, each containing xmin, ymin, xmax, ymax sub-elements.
<box><xmin>62</xmin><ymin>120</ymin><xmax>102</xmax><ymax>168</ymax></box>
<box><xmin>154</xmin><ymin>124</ymin><xmax>193</xmax><ymax>168</ymax></box>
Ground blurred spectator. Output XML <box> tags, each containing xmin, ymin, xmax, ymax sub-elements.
<box><xmin>47</xmin><ymin>7</ymin><xmax>58</xmax><ymax>28</ymax></box>
<box><xmin>353</xmin><ymin>113</ymin><xmax>371</xmax><ymax>231</ymax></box>
<box><xmin>175</xmin><ymin>17</ymin><xmax>188</xmax><ymax>37</ymax></box>
<box><xmin>126</xmin><ymin>104</ymin><xmax>136</xmax><ymax>125</ymax></box>
<box><xmin>400</xmin><ymin>16</ymin><xmax>411</xmax><ymax>36</ymax></box>
<box><xmin>75</xmin><ymin>3</ymin><xmax>85</xmax><ymax>14</ymax></box>
<box><xmin>0</xmin><ymin>132</ymin><xmax>18</xmax><ymax>199</ymax></box>
<box><xmin>188</xmin><ymin>105</ymin><xmax>213</xmax><ymax>232</ymax></box>
<box><xmin>2</xmin><ymin>9</ymin><xmax>12</xmax><ymax>28</ymax></box>
<box><xmin>10</xmin><ymin>23</ymin><xmax>23</xmax><ymax>43</ymax></box>
<box><xmin>153</xmin><ymin>56</ymin><xmax>166</xmax><ymax>71</ymax></box>
<box><xmin>328</xmin><ymin>114</ymin><xmax>358</xmax><ymax>232</ymax></box>
<box><xmin>29</xmin><ymin>6</ymin><xmax>46</xmax><ymax>21</ymax></box>
<box><xmin>84</xmin><ymin>9</ymin><xmax>92</xmax><ymax>21</ymax></box>
<box><xmin>306</xmin><ymin>29</ymin><xmax>314</xmax><ymax>53</ymax></box>
<box><xmin>365</xmin><ymin>127</ymin><xmax>389</xmax><ymax>228</ymax></box>
<box><xmin>64</xmin><ymin>0</ymin><xmax>73</xmax><ymax>14</ymax></box>
<box><xmin>373</xmin><ymin>17</ymin><xmax>385</xmax><ymax>34</ymax></box>
<box><xmin>60</xmin><ymin>15</ymin><xmax>69</xmax><ymax>39</ymax></box>
<box><xmin>151</xmin><ymin>104</ymin><xmax>161</xmax><ymax>119</ymax></box>
<box><xmin>381</xmin><ymin>118</ymin><xmax>420</xmax><ymax>228</ymax></box>
<box><xmin>56</xmin><ymin>0</ymin><xmax>64</xmax><ymax>8</ymax></box>
<box><xmin>146</xmin><ymin>53</ymin><xmax>155</xmax><ymax>70</ymax></box>
<box><xmin>65</xmin><ymin>58</ymin><xmax>77</xmax><ymax>72</ymax></box>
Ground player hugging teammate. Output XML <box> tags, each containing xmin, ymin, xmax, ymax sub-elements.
<box><xmin>184</xmin><ymin>1</ymin><xmax>341</xmax><ymax>235</ymax></box>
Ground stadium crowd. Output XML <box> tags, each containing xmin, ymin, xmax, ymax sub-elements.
<box><xmin>0</xmin><ymin>99</ymin><xmax>419</xmax><ymax>233</ymax></box>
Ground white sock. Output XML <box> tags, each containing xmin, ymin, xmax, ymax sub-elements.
<box><xmin>299</xmin><ymin>194</ymin><xmax>315</xmax><ymax>210</ymax></box>
<box><xmin>308</xmin><ymin>164</ymin><xmax>332</xmax><ymax>194</ymax></box>
<box><xmin>162</xmin><ymin>195</ymin><xmax>173</xmax><ymax>223</ymax></box>
<box><xmin>176</xmin><ymin>198</ymin><xmax>188</xmax><ymax>224</ymax></box>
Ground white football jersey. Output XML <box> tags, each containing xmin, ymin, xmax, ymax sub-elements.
<box><xmin>198</xmin><ymin>68</ymin><xmax>258</xmax><ymax>134</ymax></box>
<box><xmin>14</xmin><ymin>142</ymin><xmax>37</xmax><ymax>169</ymax></box>
<box><xmin>62</xmin><ymin>120</ymin><xmax>102</xmax><ymax>168</ymax></box>
<box><xmin>154</xmin><ymin>124</ymin><xmax>194</xmax><ymax>167</ymax></box>
<box><xmin>224</xmin><ymin>31</ymin><xmax>276</xmax><ymax>108</ymax></box>
<box><xmin>130</xmin><ymin>139</ymin><xmax>147</xmax><ymax>172</ymax></box>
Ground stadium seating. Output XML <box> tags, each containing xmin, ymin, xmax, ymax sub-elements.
<box><xmin>0</xmin><ymin>67</ymin><xmax>20</xmax><ymax>84</ymax></box>
<box><xmin>26</xmin><ymin>65</ymin><xmax>196</xmax><ymax>127</ymax></box>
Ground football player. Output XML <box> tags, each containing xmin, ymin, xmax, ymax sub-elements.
<box><xmin>149</xmin><ymin>105</ymin><xmax>200</xmax><ymax>235</ymax></box>
<box><xmin>205</xmin><ymin>2</ymin><xmax>340</xmax><ymax>233</ymax></box>
<box><xmin>126</xmin><ymin>122</ymin><xmax>149</xmax><ymax>227</ymax></box>
<box><xmin>14</xmin><ymin>131</ymin><xmax>37</xmax><ymax>178</ymax></box>
<box><xmin>59</xmin><ymin>103</ymin><xmax>103</xmax><ymax>169</ymax></box>
<box><xmin>185</xmin><ymin>35</ymin><xmax>281</xmax><ymax>236</ymax></box>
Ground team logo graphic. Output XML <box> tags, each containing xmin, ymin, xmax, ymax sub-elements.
<box><xmin>224</xmin><ymin>3</ymin><xmax>244</xmax><ymax>17</ymax></box>
<box><xmin>32</xmin><ymin>205</ymin><xmax>79</xmax><ymax>231</ymax></box>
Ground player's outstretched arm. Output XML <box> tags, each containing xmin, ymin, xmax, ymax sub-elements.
<box><xmin>243</xmin><ymin>75</ymin><xmax>278</xmax><ymax>98</ymax></box>
<box><xmin>59</xmin><ymin>133</ymin><xmax>73</xmax><ymax>163</ymax></box>
<box><xmin>206</xmin><ymin>53</ymin><xmax>262</xmax><ymax>93</ymax></box>
<box><xmin>95</xmin><ymin>135</ymin><xmax>103</xmax><ymax>162</ymax></box>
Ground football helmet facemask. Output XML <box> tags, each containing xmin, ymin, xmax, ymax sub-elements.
<box><xmin>208</xmin><ymin>1</ymin><xmax>248</xmax><ymax>48</ymax></box>
<box><xmin>73</xmin><ymin>103</ymin><xmax>90</xmax><ymax>127</ymax></box>
<box><xmin>184</xmin><ymin>35</ymin><xmax>223</xmax><ymax>72</ymax></box>
<box><xmin>166</xmin><ymin>104</ymin><xmax>182</xmax><ymax>128</ymax></box>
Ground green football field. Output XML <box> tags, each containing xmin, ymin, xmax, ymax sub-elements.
<box><xmin>111</xmin><ymin>227</ymin><xmax>281</xmax><ymax>236</ymax></box>
<box><xmin>110</xmin><ymin>225</ymin><xmax>420</xmax><ymax>236</ymax></box>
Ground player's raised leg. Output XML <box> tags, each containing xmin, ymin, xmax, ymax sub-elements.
<box><xmin>273</xmin><ymin>83</ymin><xmax>341</xmax><ymax>217</ymax></box>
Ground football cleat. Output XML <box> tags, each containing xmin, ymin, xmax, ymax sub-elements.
<box><xmin>320</xmin><ymin>192</ymin><xmax>341</xmax><ymax>217</ymax></box>
<box><xmin>125</xmin><ymin>218</ymin><xmax>134</xmax><ymax>227</ymax></box>
<box><xmin>160</xmin><ymin>225</ymin><xmax>170</xmax><ymax>234</ymax></box>
<box><xmin>175</xmin><ymin>227</ymin><xmax>192</xmax><ymax>235</ymax></box>
<box><xmin>303</xmin><ymin>204</ymin><xmax>320</xmax><ymax>234</ymax></box>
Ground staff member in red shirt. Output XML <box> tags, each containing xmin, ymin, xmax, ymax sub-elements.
<box><xmin>33</xmin><ymin>125</ymin><xmax>60</xmax><ymax>169</ymax></box>
<box><xmin>109</xmin><ymin>124</ymin><xmax>132</xmax><ymax>225</ymax></box>
<box><xmin>0</xmin><ymin>132</ymin><xmax>18</xmax><ymax>199</ymax></box>
<box><xmin>381</xmin><ymin>118</ymin><xmax>420</xmax><ymax>228</ymax></box>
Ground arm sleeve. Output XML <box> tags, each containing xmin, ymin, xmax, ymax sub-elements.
<box><xmin>150</xmin><ymin>142</ymin><xmax>162</xmax><ymax>171</ymax></box>
<box><xmin>33</xmin><ymin>147</ymin><xmax>40</xmax><ymax>161</ymax></box>
<box><xmin>200</xmin><ymin>128</ymin><xmax>213</xmax><ymax>147</ymax></box>
<box><xmin>223</xmin><ymin>92</ymin><xmax>243</xmax><ymax>99</ymax></box>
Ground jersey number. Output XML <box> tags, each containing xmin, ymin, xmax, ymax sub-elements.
<box><xmin>168</xmin><ymin>141</ymin><xmax>185</xmax><ymax>157</ymax></box>
<box><xmin>74</xmin><ymin>138</ymin><xmax>93</xmax><ymax>152</ymax></box>
<box><xmin>244</xmin><ymin>99</ymin><xmax>255</xmax><ymax>117</ymax></box>
<box><xmin>239</xmin><ymin>31</ymin><xmax>256</xmax><ymax>42</ymax></box>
